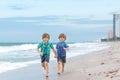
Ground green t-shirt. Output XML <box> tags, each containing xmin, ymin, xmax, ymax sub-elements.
<box><xmin>37</xmin><ymin>41</ymin><xmax>54</xmax><ymax>57</ymax></box>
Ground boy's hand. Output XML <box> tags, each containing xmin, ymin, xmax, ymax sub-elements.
<box><xmin>54</xmin><ymin>55</ymin><xmax>57</xmax><ymax>58</ymax></box>
<box><xmin>63</xmin><ymin>47</ymin><xmax>69</xmax><ymax>50</ymax></box>
<box><xmin>53</xmin><ymin>50</ymin><xmax>57</xmax><ymax>58</ymax></box>
<box><xmin>37</xmin><ymin>48</ymin><xmax>43</xmax><ymax>56</ymax></box>
<box><xmin>40</xmin><ymin>52</ymin><xmax>44</xmax><ymax>56</ymax></box>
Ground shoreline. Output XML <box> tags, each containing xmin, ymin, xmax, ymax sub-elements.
<box><xmin>59</xmin><ymin>42</ymin><xmax>120</xmax><ymax>80</ymax></box>
<box><xmin>0</xmin><ymin>42</ymin><xmax>120</xmax><ymax>80</ymax></box>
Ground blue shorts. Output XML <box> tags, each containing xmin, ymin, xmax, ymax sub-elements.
<box><xmin>41</xmin><ymin>56</ymin><xmax>50</xmax><ymax>63</ymax></box>
<box><xmin>57</xmin><ymin>55</ymin><xmax>66</xmax><ymax>63</ymax></box>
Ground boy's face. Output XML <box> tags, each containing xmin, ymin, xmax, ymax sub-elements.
<box><xmin>43</xmin><ymin>37</ymin><xmax>49</xmax><ymax>43</ymax></box>
<box><xmin>59</xmin><ymin>37</ymin><xmax>65</xmax><ymax>42</ymax></box>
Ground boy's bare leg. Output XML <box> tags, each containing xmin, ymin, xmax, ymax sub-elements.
<box><xmin>45</xmin><ymin>62</ymin><xmax>49</xmax><ymax>77</ymax></box>
<box><xmin>62</xmin><ymin>63</ymin><xmax>65</xmax><ymax>73</ymax></box>
<box><xmin>42</xmin><ymin>62</ymin><xmax>46</xmax><ymax>70</ymax></box>
<box><xmin>57</xmin><ymin>62</ymin><xmax>61</xmax><ymax>74</ymax></box>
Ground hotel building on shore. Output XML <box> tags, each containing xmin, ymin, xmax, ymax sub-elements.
<box><xmin>113</xmin><ymin>13</ymin><xmax>120</xmax><ymax>39</ymax></box>
<box><xmin>101</xmin><ymin>12</ymin><xmax>120</xmax><ymax>42</ymax></box>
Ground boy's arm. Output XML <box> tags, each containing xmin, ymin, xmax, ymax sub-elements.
<box><xmin>63</xmin><ymin>43</ymin><xmax>69</xmax><ymax>50</ymax></box>
<box><xmin>37</xmin><ymin>48</ymin><xmax>43</xmax><ymax>56</ymax></box>
<box><xmin>37</xmin><ymin>43</ymin><xmax>43</xmax><ymax>54</ymax></box>
<box><xmin>52</xmin><ymin>48</ymin><xmax>57</xmax><ymax>58</ymax></box>
<box><xmin>37</xmin><ymin>48</ymin><xmax>41</xmax><ymax>54</ymax></box>
<box><xmin>63</xmin><ymin>47</ymin><xmax>69</xmax><ymax>50</ymax></box>
<box><xmin>50</xmin><ymin>43</ymin><xmax>57</xmax><ymax>58</ymax></box>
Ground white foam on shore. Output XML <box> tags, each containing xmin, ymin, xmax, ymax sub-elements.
<box><xmin>0</xmin><ymin>44</ymin><xmax>37</xmax><ymax>53</ymax></box>
<box><xmin>0</xmin><ymin>42</ymin><xmax>109</xmax><ymax>74</ymax></box>
<box><xmin>0</xmin><ymin>60</ymin><xmax>41</xmax><ymax>74</ymax></box>
<box><xmin>67</xmin><ymin>42</ymin><xmax>109</xmax><ymax>58</ymax></box>
<box><xmin>0</xmin><ymin>62</ymin><xmax>27</xmax><ymax>74</ymax></box>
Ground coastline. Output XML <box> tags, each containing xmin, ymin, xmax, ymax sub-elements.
<box><xmin>0</xmin><ymin>42</ymin><xmax>120</xmax><ymax>80</ymax></box>
<box><xmin>59</xmin><ymin>42</ymin><xmax>120</xmax><ymax>80</ymax></box>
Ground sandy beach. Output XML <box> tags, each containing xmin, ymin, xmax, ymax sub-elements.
<box><xmin>0</xmin><ymin>42</ymin><xmax>120</xmax><ymax>80</ymax></box>
<box><xmin>59</xmin><ymin>42</ymin><xmax>120</xmax><ymax>80</ymax></box>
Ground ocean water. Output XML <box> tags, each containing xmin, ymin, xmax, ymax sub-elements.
<box><xmin>0</xmin><ymin>42</ymin><xmax>109</xmax><ymax>74</ymax></box>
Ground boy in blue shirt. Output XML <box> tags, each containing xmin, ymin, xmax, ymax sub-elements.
<box><xmin>56</xmin><ymin>33</ymin><xmax>69</xmax><ymax>74</ymax></box>
<box><xmin>37</xmin><ymin>33</ymin><xmax>57</xmax><ymax>77</ymax></box>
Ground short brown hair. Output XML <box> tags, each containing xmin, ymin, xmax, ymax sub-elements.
<box><xmin>42</xmin><ymin>33</ymin><xmax>50</xmax><ymax>39</ymax></box>
<box><xmin>58</xmin><ymin>33</ymin><xmax>66</xmax><ymax>40</ymax></box>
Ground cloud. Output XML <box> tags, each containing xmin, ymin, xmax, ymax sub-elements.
<box><xmin>69</xmin><ymin>24</ymin><xmax>112</xmax><ymax>28</ymax></box>
<box><xmin>68</xmin><ymin>18</ymin><xmax>112</xmax><ymax>24</ymax></box>
<box><xmin>9</xmin><ymin>5</ymin><xmax>28</xmax><ymax>10</ymax></box>
<box><xmin>0</xmin><ymin>15</ymin><xmax>113</xmax><ymax>30</ymax></box>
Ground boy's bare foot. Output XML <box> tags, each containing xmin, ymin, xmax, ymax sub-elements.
<box><xmin>57</xmin><ymin>71</ymin><xmax>61</xmax><ymax>75</ymax></box>
<box><xmin>46</xmin><ymin>75</ymin><xmax>48</xmax><ymax>77</ymax></box>
<box><xmin>46</xmin><ymin>73</ymin><xmax>48</xmax><ymax>77</ymax></box>
<box><xmin>57</xmin><ymin>72</ymin><xmax>61</xmax><ymax>75</ymax></box>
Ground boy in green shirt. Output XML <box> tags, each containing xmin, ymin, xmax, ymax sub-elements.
<box><xmin>37</xmin><ymin>33</ymin><xmax>57</xmax><ymax>77</ymax></box>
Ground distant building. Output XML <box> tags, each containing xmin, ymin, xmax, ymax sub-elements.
<box><xmin>101</xmin><ymin>13</ymin><xmax>120</xmax><ymax>42</ymax></box>
<box><xmin>108</xmin><ymin>30</ymin><xmax>113</xmax><ymax>39</ymax></box>
<box><xmin>113</xmin><ymin>13</ymin><xmax>120</xmax><ymax>39</ymax></box>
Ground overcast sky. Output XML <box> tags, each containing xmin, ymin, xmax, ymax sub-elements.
<box><xmin>0</xmin><ymin>0</ymin><xmax>119</xmax><ymax>42</ymax></box>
